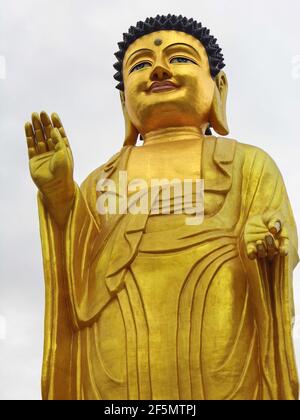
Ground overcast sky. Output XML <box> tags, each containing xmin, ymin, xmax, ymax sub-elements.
<box><xmin>1</xmin><ymin>0</ymin><xmax>300</xmax><ymax>400</ymax></box>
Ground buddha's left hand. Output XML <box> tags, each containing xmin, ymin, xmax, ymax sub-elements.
<box><xmin>244</xmin><ymin>213</ymin><xmax>289</xmax><ymax>260</ymax></box>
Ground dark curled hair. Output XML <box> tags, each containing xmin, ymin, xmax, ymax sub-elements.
<box><xmin>113</xmin><ymin>14</ymin><xmax>225</xmax><ymax>91</ymax></box>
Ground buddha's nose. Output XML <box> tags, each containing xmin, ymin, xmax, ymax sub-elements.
<box><xmin>150</xmin><ymin>65</ymin><xmax>172</xmax><ymax>81</ymax></box>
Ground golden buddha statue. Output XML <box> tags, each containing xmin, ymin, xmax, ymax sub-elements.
<box><xmin>25</xmin><ymin>14</ymin><xmax>299</xmax><ymax>400</ymax></box>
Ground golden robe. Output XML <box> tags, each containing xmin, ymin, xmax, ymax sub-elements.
<box><xmin>38</xmin><ymin>136</ymin><xmax>299</xmax><ymax>400</ymax></box>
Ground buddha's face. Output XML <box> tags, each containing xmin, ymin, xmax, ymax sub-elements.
<box><xmin>123</xmin><ymin>30</ymin><xmax>215</xmax><ymax>135</ymax></box>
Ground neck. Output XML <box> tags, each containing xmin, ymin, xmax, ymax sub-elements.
<box><xmin>143</xmin><ymin>126</ymin><xmax>205</xmax><ymax>146</ymax></box>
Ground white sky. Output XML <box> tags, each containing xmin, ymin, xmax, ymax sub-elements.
<box><xmin>0</xmin><ymin>0</ymin><xmax>300</xmax><ymax>400</ymax></box>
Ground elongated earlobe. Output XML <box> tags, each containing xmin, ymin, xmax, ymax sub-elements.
<box><xmin>209</xmin><ymin>71</ymin><xmax>229</xmax><ymax>136</ymax></box>
<box><xmin>120</xmin><ymin>92</ymin><xmax>139</xmax><ymax>146</ymax></box>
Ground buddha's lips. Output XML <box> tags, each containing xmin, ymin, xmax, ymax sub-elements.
<box><xmin>149</xmin><ymin>81</ymin><xmax>179</xmax><ymax>93</ymax></box>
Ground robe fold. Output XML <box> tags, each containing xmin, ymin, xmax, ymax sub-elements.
<box><xmin>38</xmin><ymin>136</ymin><xmax>299</xmax><ymax>400</ymax></box>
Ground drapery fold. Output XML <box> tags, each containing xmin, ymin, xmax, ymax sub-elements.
<box><xmin>38</xmin><ymin>137</ymin><xmax>299</xmax><ymax>400</ymax></box>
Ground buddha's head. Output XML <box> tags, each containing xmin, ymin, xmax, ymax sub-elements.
<box><xmin>113</xmin><ymin>15</ymin><xmax>229</xmax><ymax>145</ymax></box>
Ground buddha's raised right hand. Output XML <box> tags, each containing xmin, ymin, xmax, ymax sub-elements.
<box><xmin>25</xmin><ymin>112</ymin><xmax>75</xmax><ymax>227</ymax></box>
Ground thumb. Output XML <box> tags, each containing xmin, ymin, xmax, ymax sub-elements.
<box><xmin>51</xmin><ymin>127</ymin><xmax>65</xmax><ymax>150</ymax></box>
<box><xmin>262</xmin><ymin>211</ymin><xmax>282</xmax><ymax>235</ymax></box>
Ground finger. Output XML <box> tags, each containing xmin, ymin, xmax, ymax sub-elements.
<box><xmin>256</xmin><ymin>240</ymin><xmax>267</xmax><ymax>258</ymax></box>
<box><xmin>40</xmin><ymin>111</ymin><xmax>53</xmax><ymax>140</ymax></box>
<box><xmin>61</xmin><ymin>130</ymin><xmax>70</xmax><ymax>147</ymax></box>
<box><xmin>32</xmin><ymin>112</ymin><xmax>48</xmax><ymax>153</ymax></box>
<box><xmin>40</xmin><ymin>111</ymin><xmax>55</xmax><ymax>151</ymax></box>
<box><xmin>25</xmin><ymin>122</ymin><xmax>36</xmax><ymax>150</ymax></box>
<box><xmin>245</xmin><ymin>231</ymin><xmax>269</xmax><ymax>243</ymax></box>
<box><xmin>47</xmin><ymin>138</ymin><xmax>55</xmax><ymax>151</ymax></box>
<box><xmin>265</xmin><ymin>234</ymin><xmax>279</xmax><ymax>258</ymax></box>
<box><xmin>28</xmin><ymin>147</ymin><xmax>37</xmax><ymax>159</ymax></box>
<box><xmin>268</xmin><ymin>218</ymin><xmax>282</xmax><ymax>236</ymax></box>
<box><xmin>279</xmin><ymin>237</ymin><xmax>289</xmax><ymax>256</ymax></box>
<box><xmin>51</xmin><ymin>112</ymin><xmax>69</xmax><ymax>146</ymax></box>
<box><xmin>25</xmin><ymin>122</ymin><xmax>38</xmax><ymax>158</ymax></box>
<box><xmin>51</xmin><ymin>127</ymin><xmax>65</xmax><ymax>150</ymax></box>
<box><xmin>51</xmin><ymin>113</ymin><xmax>66</xmax><ymax>136</ymax></box>
<box><xmin>32</xmin><ymin>112</ymin><xmax>45</xmax><ymax>141</ymax></box>
<box><xmin>56</xmin><ymin>127</ymin><xmax>70</xmax><ymax>148</ymax></box>
<box><xmin>246</xmin><ymin>243</ymin><xmax>257</xmax><ymax>260</ymax></box>
<box><xmin>279</xmin><ymin>225</ymin><xmax>289</xmax><ymax>256</ymax></box>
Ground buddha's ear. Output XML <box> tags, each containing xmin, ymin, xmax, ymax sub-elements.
<box><xmin>208</xmin><ymin>71</ymin><xmax>229</xmax><ymax>136</ymax></box>
<box><xmin>120</xmin><ymin>91</ymin><xmax>139</xmax><ymax>146</ymax></box>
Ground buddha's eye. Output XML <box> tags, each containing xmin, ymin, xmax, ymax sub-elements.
<box><xmin>170</xmin><ymin>56</ymin><xmax>196</xmax><ymax>65</ymax></box>
<box><xmin>130</xmin><ymin>61</ymin><xmax>152</xmax><ymax>73</ymax></box>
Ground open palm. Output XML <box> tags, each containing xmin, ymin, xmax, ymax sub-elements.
<box><xmin>25</xmin><ymin>111</ymin><xmax>74</xmax><ymax>194</ymax></box>
<box><xmin>25</xmin><ymin>112</ymin><xmax>75</xmax><ymax>226</ymax></box>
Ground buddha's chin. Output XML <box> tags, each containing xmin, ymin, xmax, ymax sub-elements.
<box><xmin>146</xmin><ymin>94</ymin><xmax>192</xmax><ymax>115</ymax></box>
<box><xmin>137</xmin><ymin>107</ymin><xmax>198</xmax><ymax>132</ymax></box>
<box><xmin>142</xmin><ymin>88</ymin><xmax>187</xmax><ymax>109</ymax></box>
<box><xmin>131</xmin><ymin>89</ymin><xmax>201</xmax><ymax>129</ymax></box>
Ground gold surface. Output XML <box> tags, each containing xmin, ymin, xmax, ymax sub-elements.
<box><xmin>25</xmin><ymin>31</ymin><xmax>299</xmax><ymax>400</ymax></box>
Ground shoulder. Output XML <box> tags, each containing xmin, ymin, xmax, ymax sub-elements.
<box><xmin>204</xmin><ymin>136</ymin><xmax>270</xmax><ymax>164</ymax></box>
<box><xmin>229</xmin><ymin>139</ymin><xmax>284</xmax><ymax>182</ymax></box>
<box><xmin>204</xmin><ymin>135</ymin><xmax>277</xmax><ymax>166</ymax></box>
<box><xmin>235</xmin><ymin>140</ymin><xmax>280</xmax><ymax>169</ymax></box>
<box><xmin>80</xmin><ymin>148</ymin><xmax>125</xmax><ymax>190</ymax></box>
<box><xmin>234</xmin><ymin>140</ymin><xmax>269</xmax><ymax>158</ymax></box>
<box><xmin>211</xmin><ymin>136</ymin><xmax>284</xmax><ymax>181</ymax></box>
<box><xmin>204</xmin><ymin>136</ymin><xmax>275</xmax><ymax>166</ymax></box>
